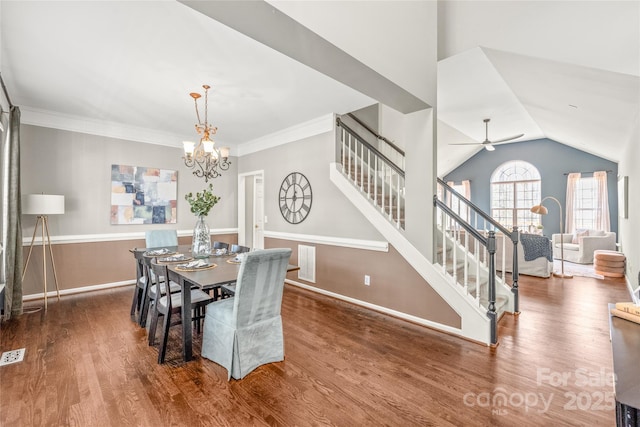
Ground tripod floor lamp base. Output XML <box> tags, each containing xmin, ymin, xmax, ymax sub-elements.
<box><xmin>553</xmin><ymin>272</ymin><xmax>574</xmax><ymax>279</ymax></box>
<box><xmin>22</xmin><ymin>194</ymin><xmax>64</xmax><ymax>310</ymax></box>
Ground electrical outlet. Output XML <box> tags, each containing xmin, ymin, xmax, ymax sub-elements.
<box><xmin>0</xmin><ymin>348</ymin><xmax>25</xmax><ymax>366</ymax></box>
<box><xmin>364</xmin><ymin>275</ymin><xmax>370</xmax><ymax>286</ymax></box>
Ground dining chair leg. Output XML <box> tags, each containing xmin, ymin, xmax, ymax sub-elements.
<box><xmin>130</xmin><ymin>286</ymin><xmax>141</xmax><ymax>317</ymax></box>
<box><xmin>158</xmin><ymin>312</ymin><xmax>171</xmax><ymax>364</ymax></box>
<box><xmin>148</xmin><ymin>310</ymin><xmax>161</xmax><ymax>346</ymax></box>
<box><xmin>195</xmin><ymin>307</ymin><xmax>202</xmax><ymax>334</ymax></box>
<box><xmin>139</xmin><ymin>288</ymin><xmax>151</xmax><ymax>328</ymax></box>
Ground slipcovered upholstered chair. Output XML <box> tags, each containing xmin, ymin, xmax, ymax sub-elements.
<box><xmin>148</xmin><ymin>262</ymin><xmax>213</xmax><ymax>364</ymax></box>
<box><xmin>552</xmin><ymin>230</ymin><xmax>616</xmax><ymax>264</ymax></box>
<box><xmin>145</xmin><ymin>229</ymin><xmax>178</xmax><ymax>248</ymax></box>
<box><xmin>201</xmin><ymin>248</ymin><xmax>292</xmax><ymax>380</ymax></box>
<box><xmin>217</xmin><ymin>245</ymin><xmax>250</xmax><ymax>300</ymax></box>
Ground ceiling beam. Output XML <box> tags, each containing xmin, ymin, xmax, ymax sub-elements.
<box><xmin>179</xmin><ymin>0</ymin><xmax>430</xmax><ymax>114</ymax></box>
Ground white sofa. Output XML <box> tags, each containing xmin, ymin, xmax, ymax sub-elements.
<box><xmin>551</xmin><ymin>230</ymin><xmax>616</xmax><ymax>264</ymax></box>
<box><xmin>494</xmin><ymin>233</ymin><xmax>553</xmax><ymax>278</ymax></box>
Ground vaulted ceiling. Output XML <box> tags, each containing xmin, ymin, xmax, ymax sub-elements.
<box><xmin>1</xmin><ymin>1</ymin><xmax>638</xmax><ymax>176</ymax></box>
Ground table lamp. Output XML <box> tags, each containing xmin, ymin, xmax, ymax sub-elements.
<box><xmin>22</xmin><ymin>194</ymin><xmax>65</xmax><ymax>309</ymax></box>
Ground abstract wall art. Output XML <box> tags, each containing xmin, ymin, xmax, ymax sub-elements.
<box><xmin>110</xmin><ymin>164</ymin><xmax>178</xmax><ymax>224</ymax></box>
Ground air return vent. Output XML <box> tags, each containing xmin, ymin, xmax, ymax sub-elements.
<box><xmin>0</xmin><ymin>348</ymin><xmax>25</xmax><ymax>366</ymax></box>
<box><xmin>297</xmin><ymin>245</ymin><xmax>316</xmax><ymax>283</ymax></box>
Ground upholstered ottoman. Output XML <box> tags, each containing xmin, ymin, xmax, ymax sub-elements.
<box><xmin>594</xmin><ymin>250</ymin><xmax>626</xmax><ymax>278</ymax></box>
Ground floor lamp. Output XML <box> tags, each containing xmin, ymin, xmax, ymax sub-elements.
<box><xmin>22</xmin><ymin>194</ymin><xmax>65</xmax><ymax>309</ymax></box>
<box><xmin>530</xmin><ymin>196</ymin><xmax>573</xmax><ymax>279</ymax></box>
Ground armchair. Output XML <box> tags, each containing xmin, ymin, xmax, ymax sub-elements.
<box><xmin>552</xmin><ymin>230</ymin><xmax>616</xmax><ymax>264</ymax></box>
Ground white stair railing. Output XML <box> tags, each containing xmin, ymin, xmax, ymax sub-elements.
<box><xmin>436</xmin><ymin>178</ymin><xmax>520</xmax><ymax>314</ymax></box>
<box><xmin>337</xmin><ymin>118</ymin><xmax>405</xmax><ymax>230</ymax></box>
<box><xmin>435</xmin><ymin>198</ymin><xmax>500</xmax><ymax>345</ymax></box>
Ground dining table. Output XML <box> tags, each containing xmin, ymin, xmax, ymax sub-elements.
<box><xmin>131</xmin><ymin>245</ymin><xmax>299</xmax><ymax>362</ymax></box>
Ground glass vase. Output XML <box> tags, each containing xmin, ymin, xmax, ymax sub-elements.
<box><xmin>192</xmin><ymin>215</ymin><xmax>211</xmax><ymax>259</ymax></box>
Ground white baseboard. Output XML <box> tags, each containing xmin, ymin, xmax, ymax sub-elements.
<box><xmin>23</xmin><ymin>280</ymin><xmax>135</xmax><ymax>301</ymax></box>
<box><xmin>284</xmin><ymin>278</ymin><xmax>462</xmax><ymax>337</ymax></box>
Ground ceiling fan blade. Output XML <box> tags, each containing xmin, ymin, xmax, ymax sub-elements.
<box><xmin>490</xmin><ymin>133</ymin><xmax>525</xmax><ymax>144</ymax></box>
<box><xmin>447</xmin><ymin>142</ymin><xmax>483</xmax><ymax>146</ymax></box>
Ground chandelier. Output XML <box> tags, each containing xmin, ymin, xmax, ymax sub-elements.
<box><xmin>182</xmin><ymin>84</ymin><xmax>230</xmax><ymax>181</ymax></box>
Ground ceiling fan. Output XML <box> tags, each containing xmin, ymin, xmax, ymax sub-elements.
<box><xmin>450</xmin><ymin>118</ymin><xmax>524</xmax><ymax>151</ymax></box>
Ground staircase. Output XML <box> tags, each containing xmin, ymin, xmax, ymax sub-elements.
<box><xmin>331</xmin><ymin>116</ymin><xmax>519</xmax><ymax>346</ymax></box>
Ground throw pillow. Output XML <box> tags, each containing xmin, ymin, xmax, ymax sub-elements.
<box><xmin>572</xmin><ymin>229</ymin><xmax>588</xmax><ymax>244</ymax></box>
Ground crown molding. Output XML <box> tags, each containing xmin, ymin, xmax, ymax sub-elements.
<box><xmin>20</xmin><ymin>106</ymin><xmax>187</xmax><ymax>148</ymax></box>
<box><xmin>20</xmin><ymin>106</ymin><xmax>329</xmax><ymax>156</ymax></box>
<box><xmin>237</xmin><ymin>113</ymin><xmax>334</xmax><ymax>156</ymax></box>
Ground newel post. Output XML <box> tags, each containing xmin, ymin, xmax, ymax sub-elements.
<box><xmin>487</xmin><ymin>230</ymin><xmax>498</xmax><ymax>346</ymax></box>
<box><xmin>511</xmin><ymin>226</ymin><xmax>520</xmax><ymax>314</ymax></box>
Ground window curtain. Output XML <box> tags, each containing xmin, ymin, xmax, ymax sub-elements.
<box><xmin>462</xmin><ymin>180</ymin><xmax>471</xmax><ymax>199</ymax></box>
<box><xmin>461</xmin><ymin>180</ymin><xmax>471</xmax><ymax>222</ymax></box>
<box><xmin>564</xmin><ymin>172</ymin><xmax>581</xmax><ymax>234</ymax></box>
<box><xmin>593</xmin><ymin>171</ymin><xmax>611</xmax><ymax>232</ymax></box>
<box><xmin>446</xmin><ymin>181</ymin><xmax>454</xmax><ymax>207</ymax></box>
<box><xmin>1</xmin><ymin>102</ymin><xmax>23</xmax><ymax>319</ymax></box>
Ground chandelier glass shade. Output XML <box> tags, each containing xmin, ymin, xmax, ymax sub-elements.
<box><xmin>183</xmin><ymin>84</ymin><xmax>230</xmax><ymax>181</ymax></box>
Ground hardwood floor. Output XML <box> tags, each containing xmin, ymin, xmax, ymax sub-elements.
<box><xmin>0</xmin><ymin>273</ymin><xmax>631</xmax><ymax>426</ymax></box>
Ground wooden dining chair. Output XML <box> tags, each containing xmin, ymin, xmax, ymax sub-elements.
<box><xmin>201</xmin><ymin>248</ymin><xmax>292</xmax><ymax>379</ymax></box>
<box><xmin>212</xmin><ymin>241</ymin><xmax>229</xmax><ymax>250</ymax></box>
<box><xmin>148</xmin><ymin>262</ymin><xmax>213</xmax><ymax>364</ymax></box>
<box><xmin>230</xmin><ymin>244</ymin><xmax>250</xmax><ymax>254</ymax></box>
<box><xmin>129</xmin><ymin>250</ymin><xmax>148</xmax><ymax>322</ymax></box>
<box><xmin>136</xmin><ymin>255</ymin><xmax>181</xmax><ymax>327</ymax></box>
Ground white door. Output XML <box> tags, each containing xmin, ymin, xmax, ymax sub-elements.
<box><xmin>253</xmin><ymin>177</ymin><xmax>264</xmax><ymax>249</ymax></box>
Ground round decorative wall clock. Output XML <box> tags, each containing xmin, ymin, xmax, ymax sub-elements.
<box><xmin>279</xmin><ymin>172</ymin><xmax>312</xmax><ymax>224</ymax></box>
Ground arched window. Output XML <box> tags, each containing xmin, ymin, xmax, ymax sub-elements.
<box><xmin>490</xmin><ymin>161</ymin><xmax>541</xmax><ymax>231</ymax></box>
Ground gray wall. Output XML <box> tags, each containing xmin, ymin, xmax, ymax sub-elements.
<box><xmin>238</xmin><ymin>131</ymin><xmax>383</xmax><ymax>240</ymax></box>
<box><xmin>443</xmin><ymin>138</ymin><xmax>619</xmax><ymax>237</ymax></box>
<box><xmin>21</xmin><ymin>125</ymin><xmax>238</xmax><ymax>237</ymax></box>
<box><xmin>618</xmin><ymin>121</ymin><xmax>639</xmax><ymax>296</ymax></box>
